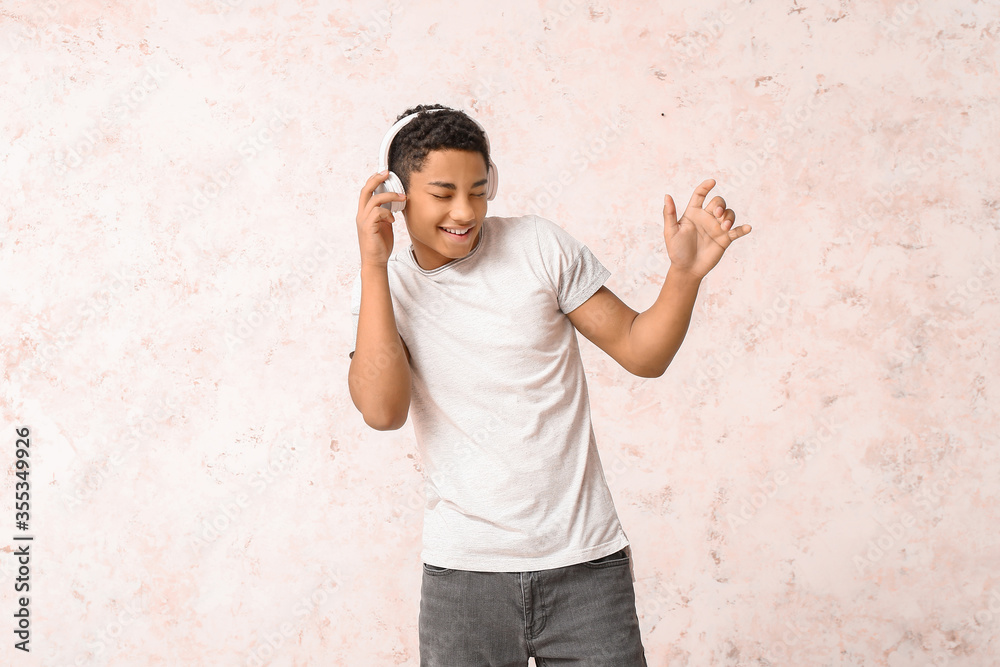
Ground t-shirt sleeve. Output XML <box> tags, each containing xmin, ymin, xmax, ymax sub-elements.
<box><xmin>533</xmin><ymin>215</ymin><xmax>611</xmax><ymax>314</ymax></box>
<box><xmin>349</xmin><ymin>270</ymin><xmax>361</xmax><ymax>360</ymax></box>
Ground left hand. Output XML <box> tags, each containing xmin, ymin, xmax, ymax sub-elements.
<box><xmin>662</xmin><ymin>178</ymin><xmax>752</xmax><ymax>279</ymax></box>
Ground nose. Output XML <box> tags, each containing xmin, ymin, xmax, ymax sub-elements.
<box><xmin>449</xmin><ymin>195</ymin><xmax>476</xmax><ymax>223</ymax></box>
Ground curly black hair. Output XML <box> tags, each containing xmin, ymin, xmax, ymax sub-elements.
<box><xmin>387</xmin><ymin>103</ymin><xmax>490</xmax><ymax>194</ymax></box>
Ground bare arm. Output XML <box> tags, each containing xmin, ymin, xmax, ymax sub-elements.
<box><xmin>568</xmin><ymin>180</ymin><xmax>750</xmax><ymax>378</ymax></box>
<box><xmin>566</xmin><ymin>278</ymin><xmax>697</xmax><ymax>379</ymax></box>
<box><xmin>627</xmin><ymin>267</ymin><xmax>702</xmax><ymax>377</ymax></box>
<box><xmin>348</xmin><ymin>265</ymin><xmax>411</xmax><ymax>430</ymax></box>
<box><xmin>348</xmin><ymin>170</ymin><xmax>412</xmax><ymax>430</ymax></box>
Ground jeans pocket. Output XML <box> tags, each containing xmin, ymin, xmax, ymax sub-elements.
<box><xmin>422</xmin><ymin>563</ymin><xmax>455</xmax><ymax>576</ymax></box>
<box><xmin>583</xmin><ymin>548</ymin><xmax>629</xmax><ymax>569</ymax></box>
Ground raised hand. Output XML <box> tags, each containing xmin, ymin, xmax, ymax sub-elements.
<box><xmin>356</xmin><ymin>170</ymin><xmax>408</xmax><ymax>268</ymax></box>
<box><xmin>662</xmin><ymin>178</ymin><xmax>751</xmax><ymax>279</ymax></box>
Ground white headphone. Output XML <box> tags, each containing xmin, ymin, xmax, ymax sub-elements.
<box><xmin>373</xmin><ymin>108</ymin><xmax>499</xmax><ymax>213</ymax></box>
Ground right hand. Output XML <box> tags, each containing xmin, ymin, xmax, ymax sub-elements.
<box><xmin>356</xmin><ymin>170</ymin><xmax>407</xmax><ymax>267</ymax></box>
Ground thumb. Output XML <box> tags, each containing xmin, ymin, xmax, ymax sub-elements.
<box><xmin>663</xmin><ymin>194</ymin><xmax>679</xmax><ymax>239</ymax></box>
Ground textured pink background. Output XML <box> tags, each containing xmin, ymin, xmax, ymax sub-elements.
<box><xmin>3</xmin><ymin>0</ymin><xmax>999</xmax><ymax>665</ymax></box>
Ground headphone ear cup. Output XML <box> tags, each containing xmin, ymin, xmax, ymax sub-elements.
<box><xmin>375</xmin><ymin>171</ymin><xmax>406</xmax><ymax>213</ymax></box>
<box><xmin>487</xmin><ymin>158</ymin><xmax>499</xmax><ymax>201</ymax></box>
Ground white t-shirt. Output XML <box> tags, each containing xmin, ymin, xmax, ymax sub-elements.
<box><xmin>350</xmin><ymin>214</ymin><xmax>634</xmax><ymax>581</ymax></box>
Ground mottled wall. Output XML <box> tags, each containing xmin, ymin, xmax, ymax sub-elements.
<box><xmin>3</xmin><ymin>0</ymin><xmax>998</xmax><ymax>665</ymax></box>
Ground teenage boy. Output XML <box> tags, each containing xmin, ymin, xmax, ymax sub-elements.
<box><xmin>349</xmin><ymin>104</ymin><xmax>751</xmax><ymax>665</ymax></box>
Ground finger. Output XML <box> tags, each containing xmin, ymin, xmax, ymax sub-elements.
<box><xmin>690</xmin><ymin>208</ymin><xmax>727</xmax><ymax>239</ymax></box>
<box><xmin>662</xmin><ymin>193</ymin><xmax>678</xmax><ymax>237</ymax></box>
<box><xmin>358</xmin><ymin>170</ymin><xmax>391</xmax><ymax>211</ymax></box>
<box><xmin>722</xmin><ymin>208</ymin><xmax>736</xmax><ymax>225</ymax></box>
<box><xmin>687</xmin><ymin>208</ymin><xmax>741</xmax><ymax>250</ymax></box>
<box><xmin>707</xmin><ymin>195</ymin><xmax>726</xmax><ymax>216</ymax></box>
<box><xmin>368</xmin><ymin>207</ymin><xmax>396</xmax><ymax>231</ymax></box>
<box><xmin>730</xmin><ymin>223</ymin><xmax>752</xmax><ymax>240</ymax></box>
<box><xmin>685</xmin><ymin>178</ymin><xmax>716</xmax><ymax>212</ymax></box>
<box><xmin>365</xmin><ymin>191</ymin><xmax>407</xmax><ymax>217</ymax></box>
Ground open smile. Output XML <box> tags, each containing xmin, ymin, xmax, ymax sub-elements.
<box><xmin>440</xmin><ymin>226</ymin><xmax>475</xmax><ymax>242</ymax></box>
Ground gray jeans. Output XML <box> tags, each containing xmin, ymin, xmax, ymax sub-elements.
<box><xmin>419</xmin><ymin>548</ymin><xmax>648</xmax><ymax>666</ymax></box>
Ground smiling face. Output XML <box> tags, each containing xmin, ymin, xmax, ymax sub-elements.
<box><xmin>402</xmin><ymin>149</ymin><xmax>489</xmax><ymax>271</ymax></box>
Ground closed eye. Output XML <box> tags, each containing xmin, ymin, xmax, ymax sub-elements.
<box><xmin>433</xmin><ymin>193</ymin><xmax>487</xmax><ymax>199</ymax></box>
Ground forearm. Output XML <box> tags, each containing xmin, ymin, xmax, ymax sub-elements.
<box><xmin>628</xmin><ymin>266</ymin><xmax>703</xmax><ymax>377</ymax></box>
<box><xmin>348</xmin><ymin>265</ymin><xmax>411</xmax><ymax>430</ymax></box>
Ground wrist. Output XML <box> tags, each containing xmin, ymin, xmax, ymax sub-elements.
<box><xmin>667</xmin><ymin>265</ymin><xmax>704</xmax><ymax>285</ymax></box>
